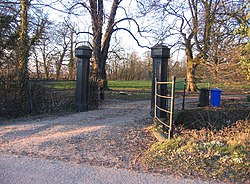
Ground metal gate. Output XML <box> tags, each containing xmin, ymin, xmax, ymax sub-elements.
<box><xmin>154</xmin><ymin>76</ymin><xmax>176</xmax><ymax>140</ymax></box>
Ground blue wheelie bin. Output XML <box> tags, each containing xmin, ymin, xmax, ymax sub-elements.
<box><xmin>210</xmin><ymin>88</ymin><xmax>222</xmax><ymax>107</ymax></box>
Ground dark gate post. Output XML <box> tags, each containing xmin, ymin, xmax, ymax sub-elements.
<box><xmin>75</xmin><ymin>46</ymin><xmax>92</xmax><ymax>112</ymax></box>
<box><xmin>150</xmin><ymin>44</ymin><xmax>170</xmax><ymax>118</ymax></box>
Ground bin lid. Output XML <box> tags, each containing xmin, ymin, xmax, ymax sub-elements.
<box><xmin>211</xmin><ymin>88</ymin><xmax>222</xmax><ymax>92</ymax></box>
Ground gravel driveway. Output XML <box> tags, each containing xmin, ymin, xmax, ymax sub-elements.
<box><xmin>0</xmin><ymin>100</ymin><xmax>156</xmax><ymax>170</ymax></box>
<box><xmin>0</xmin><ymin>99</ymin><xmax>227</xmax><ymax>183</ymax></box>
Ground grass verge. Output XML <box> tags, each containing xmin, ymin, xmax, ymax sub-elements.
<box><xmin>143</xmin><ymin>120</ymin><xmax>250</xmax><ymax>183</ymax></box>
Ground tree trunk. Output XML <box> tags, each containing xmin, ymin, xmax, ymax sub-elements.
<box><xmin>17</xmin><ymin>0</ymin><xmax>30</xmax><ymax>113</ymax></box>
<box><xmin>90</xmin><ymin>0</ymin><xmax>103</xmax><ymax>80</ymax></box>
<box><xmin>183</xmin><ymin>33</ymin><xmax>198</xmax><ymax>92</ymax></box>
<box><xmin>55</xmin><ymin>64</ymin><xmax>61</xmax><ymax>80</ymax></box>
<box><xmin>34</xmin><ymin>51</ymin><xmax>40</xmax><ymax>78</ymax></box>
<box><xmin>214</xmin><ymin>64</ymin><xmax>219</xmax><ymax>83</ymax></box>
<box><xmin>56</xmin><ymin>42</ymin><xmax>67</xmax><ymax>80</ymax></box>
<box><xmin>56</xmin><ymin>53</ymin><xmax>65</xmax><ymax>80</ymax></box>
<box><xmin>89</xmin><ymin>0</ymin><xmax>120</xmax><ymax>89</ymax></box>
<box><xmin>18</xmin><ymin>0</ymin><xmax>29</xmax><ymax>84</ymax></box>
<box><xmin>42</xmin><ymin>48</ymin><xmax>49</xmax><ymax>79</ymax></box>
<box><xmin>186</xmin><ymin>61</ymin><xmax>198</xmax><ymax>92</ymax></box>
<box><xmin>68</xmin><ymin>31</ymin><xmax>74</xmax><ymax>80</ymax></box>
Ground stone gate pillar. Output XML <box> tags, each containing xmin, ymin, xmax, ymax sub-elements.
<box><xmin>75</xmin><ymin>46</ymin><xmax>92</xmax><ymax>112</ymax></box>
<box><xmin>150</xmin><ymin>44</ymin><xmax>170</xmax><ymax>118</ymax></box>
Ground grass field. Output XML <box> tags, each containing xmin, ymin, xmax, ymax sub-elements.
<box><xmin>45</xmin><ymin>79</ymin><xmax>250</xmax><ymax>93</ymax></box>
<box><xmin>108</xmin><ymin>80</ymin><xmax>250</xmax><ymax>92</ymax></box>
<box><xmin>108</xmin><ymin>80</ymin><xmax>152</xmax><ymax>91</ymax></box>
<box><xmin>108</xmin><ymin>80</ymin><xmax>186</xmax><ymax>91</ymax></box>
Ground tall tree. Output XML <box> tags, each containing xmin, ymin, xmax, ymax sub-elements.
<box><xmin>18</xmin><ymin>0</ymin><xmax>29</xmax><ymax>84</ymax></box>
<box><xmin>17</xmin><ymin>0</ymin><xmax>47</xmax><ymax>82</ymax></box>
<box><xmin>0</xmin><ymin>3</ymin><xmax>18</xmax><ymax>77</ymax></box>
<box><xmin>68</xmin><ymin>29</ymin><xmax>75</xmax><ymax>80</ymax></box>
<box><xmin>138</xmin><ymin>0</ymin><xmax>248</xmax><ymax>91</ymax></box>
<box><xmin>70</xmin><ymin>0</ymin><xmax>144</xmax><ymax>87</ymax></box>
<box><xmin>198</xmin><ymin>0</ymin><xmax>250</xmax><ymax>82</ymax></box>
<box><xmin>32</xmin><ymin>20</ymin><xmax>72</xmax><ymax>79</ymax></box>
<box><xmin>54</xmin><ymin>22</ymin><xmax>71</xmax><ymax>80</ymax></box>
<box><xmin>89</xmin><ymin>0</ymin><xmax>123</xmax><ymax>83</ymax></box>
<box><xmin>137</xmin><ymin>0</ymin><xmax>200</xmax><ymax>91</ymax></box>
<box><xmin>225</xmin><ymin>0</ymin><xmax>250</xmax><ymax>80</ymax></box>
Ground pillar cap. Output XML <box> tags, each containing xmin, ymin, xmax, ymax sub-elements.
<box><xmin>75</xmin><ymin>45</ymin><xmax>92</xmax><ymax>58</ymax></box>
<box><xmin>151</xmin><ymin>44</ymin><xmax>170</xmax><ymax>59</ymax></box>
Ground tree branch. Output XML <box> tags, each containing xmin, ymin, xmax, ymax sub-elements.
<box><xmin>76</xmin><ymin>31</ymin><xmax>94</xmax><ymax>36</ymax></box>
<box><xmin>113</xmin><ymin>27</ymin><xmax>150</xmax><ymax>49</ymax></box>
<box><xmin>68</xmin><ymin>2</ymin><xmax>91</xmax><ymax>14</ymax></box>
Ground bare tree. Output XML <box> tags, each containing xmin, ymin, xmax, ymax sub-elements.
<box><xmin>137</xmin><ymin>0</ymin><xmax>200</xmax><ymax>91</ymax></box>
<box><xmin>18</xmin><ymin>0</ymin><xmax>47</xmax><ymax>80</ymax></box>
<box><xmin>196</xmin><ymin>0</ymin><xmax>250</xmax><ymax>82</ymax></box>
<box><xmin>137</xmin><ymin>0</ymin><xmax>248</xmax><ymax>91</ymax></box>
<box><xmin>31</xmin><ymin>18</ymin><xmax>77</xmax><ymax>80</ymax></box>
<box><xmin>106</xmin><ymin>50</ymin><xmax>152</xmax><ymax>80</ymax></box>
<box><xmin>68</xmin><ymin>29</ymin><xmax>75</xmax><ymax>80</ymax></box>
<box><xmin>34</xmin><ymin>27</ymin><xmax>55</xmax><ymax>79</ymax></box>
<box><xmin>64</xmin><ymin>19</ymin><xmax>78</xmax><ymax>80</ymax></box>
<box><xmin>54</xmin><ymin>23</ymin><xmax>71</xmax><ymax>80</ymax></box>
<box><xmin>69</xmin><ymin>0</ymin><xmax>147</xmax><ymax>87</ymax></box>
